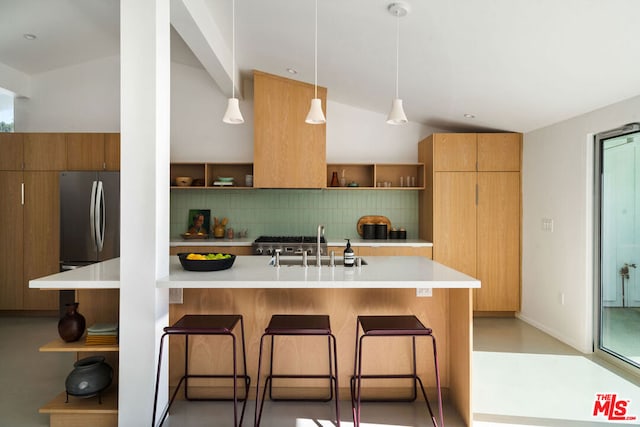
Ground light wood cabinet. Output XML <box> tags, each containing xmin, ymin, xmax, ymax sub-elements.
<box><xmin>0</xmin><ymin>133</ymin><xmax>64</xmax><ymax>311</ymax></box>
<box><xmin>0</xmin><ymin>133</ymin><xmax>116</xmax><ymax>311</ymax></box>
<box><xmin>23</xmin><ymin>172</ymin><xmax>59</xmax><ymax>310</ymax></box>
<box><xmin>169</xmin><ymin>246</ymin><xmax>253</xmax><ymax>256</ymax></box>
<box><xmin>104</xmin><ymin>133</ymin><xmax>121</xmax><ymax>171</ymax></box>
<box><xmin>24</xmin><ymin>133</ymin><xmax>67</xmax><ymax>171</ymax></box>
<box><xmin>253</xmin><ymin>70</ymin><xmax>327</xmax><ymax>188</ymax></box>
<box><xmin>476</xmin><ymin>172</ymin><xmax>520</xmax><ymax>311</ymax></box>
<box><xmin>327</xmin><ymin>245</ymin><xmax>432</xmax><ymax>258</ymax></box>
<box><xmin>0</xmin><ymin>133</ymin><xmax>24</xmax><ymax>170</ymax></box>
<box><xmin>420</xmin><ymin>133</ymin><xmax>521</xmax><ymax>313</ymax></box>
<box><xmin>66</xmin><ymin>133</ymin><xmax>120</xmax><ymax>171</ymax></box>
<box><xmin>0</xmin><ymin>171</ymin><xmax>24</xmax><ymax>309</ymax></box>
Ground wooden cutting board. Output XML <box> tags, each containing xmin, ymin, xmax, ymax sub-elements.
<box><xmin>356</xmin><ymin>215</ymin><xmax>392</xmax><ymax>237</ymax></box>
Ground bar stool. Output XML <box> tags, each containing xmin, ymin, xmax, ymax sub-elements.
<box><xmin>351</xmin><ymin>315</ymin><xmax>443</xmax><ymax>427</ymax></box>
<box><xmin>152</xmin><ymin>314</ymin><xmax>250</xmax><ymax>427</ymax></box>
<box><xmin>254</xmin><ymin>314</ymin><xmax>340</xmax><ymax>426</ymax></box>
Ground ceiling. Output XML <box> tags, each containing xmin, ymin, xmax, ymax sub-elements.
<box><xmin>2</xmin><ymin>0</ymin><xmax>640</xmax><ymax>133</ymax></box>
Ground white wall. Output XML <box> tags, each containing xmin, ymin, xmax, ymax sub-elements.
<box><xmin>14</xmin><ymin>56</ymin><xmax>437</xmax><ymax>161</ymax></box>
<box><xmin>521</xmin><ymin>94</ymin><xmax>640</xmax><ymax>353</ymax></box>
<box><xmin>14</xmin><ymin>56</ymin><xmax>120</xmax><ymax>132</ymax></box>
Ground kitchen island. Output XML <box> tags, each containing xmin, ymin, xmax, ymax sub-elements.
<box><xmin>31</xmin><ymin>255</ymin><xmax>478</xmax><ymax>426</ymax></box>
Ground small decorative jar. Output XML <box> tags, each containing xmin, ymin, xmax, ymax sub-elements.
<box><xmin>58</xmin><ymin>302</ymin><xmax>86</xmax><ymax>342</ymax></box>
<box><xmin>65</xmin><ymin>356</ymin><xmax>113</xmax><ymax>401</ymax></box>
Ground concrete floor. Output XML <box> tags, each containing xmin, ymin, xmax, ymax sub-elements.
<box><xmin>1</xmin><ymin>316</ymin><xmax>639</xmax><ymax>426</ymax></box>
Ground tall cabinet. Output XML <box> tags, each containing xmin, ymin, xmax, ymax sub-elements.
<box><xmin>0</xmin><ymin>133</ymin><xmax>66</xmax><ymax>310</ymax></box>
<box><xmin>419</xmin><ymin>133</ymin><xmax>521</xmax><ymax>312</ymax></box>
<box><xmin>0</xmin><ymin>133</ymin><xmax>120</xmax><ymax>311</ymax></box>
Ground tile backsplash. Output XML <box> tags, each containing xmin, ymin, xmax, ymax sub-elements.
<box><xmin>170</xmin><ymin>189</ymin><xmax>419</xmax><ymax>240</ymax></box>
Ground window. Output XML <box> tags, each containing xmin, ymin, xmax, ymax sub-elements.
<box><xmin>0</xmin><ymin>91</ymin><xmax>14</xmax><ymax>132</ymax></box>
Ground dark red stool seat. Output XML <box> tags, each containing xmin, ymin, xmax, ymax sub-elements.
<box><xmin>152</xmin><ymin>314</ymin><xmax>250</xmax><ymax>427</ymax></box>
<box><xmin>254</xmin><ymin>314</ymin><xmax>340</xmax><ymax>426</ymax></box>
<box><xmin>351</xmin><ymin>315</ymin><xmax>443</xmax><ymax>427</ymax></box>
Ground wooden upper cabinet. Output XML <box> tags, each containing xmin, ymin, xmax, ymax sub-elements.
<box><xmin>24</xmin><ymin>133</ymin><xmax>67</xmax><ymax>171</ymax></box>
<box><xmin>66</xmin><ymin>133</ymin><xmax>105</xmax><ymax>170</ymax></box>
<box><xmin>433</xmin><ymin>133</ymin><xmax>477</xmax><ymax>172</ymax></box>
<box><xmin>477</xmin><ymin>133</ymin><xmax>521</xmax><ymax>171</ymax></box>
<box><xmin>253</xmin><ymin>70</ymin><xmax>327</xmax><ymax>188</ymax></box>
<box><xmin>104</xmin><ymin>133</ymin><xmax>120</xmax><ymax>171</ymax></box>
<box><xmin>0</xmin><ymin>133</ymin><xmax>24</xmax><ymax>170</ymax></box>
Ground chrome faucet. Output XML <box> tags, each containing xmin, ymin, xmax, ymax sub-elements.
<box><xmin>316</xmin><ymin>224</ymin><xmax>325</xmax><ymax>267</ymax></box>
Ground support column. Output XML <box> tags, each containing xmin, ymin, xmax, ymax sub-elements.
<box><xmin>119</xmin><ymin>1</ymin><xmax>170</xmax><ymax>425</ymax></box>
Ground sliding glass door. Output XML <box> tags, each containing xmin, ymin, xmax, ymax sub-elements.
<box><xmin>595</xmin><ymin>123</ymin><xmax>640</xmax><ymax>369</ymax></box>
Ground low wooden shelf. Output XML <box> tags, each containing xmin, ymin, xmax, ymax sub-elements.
<box><xmin>39</xmin><ymin>338</ymin><xmax>119</xmax><ymax>427</ymax></box>
<box><xmin>39</xmin><ymin>389</ymin><xmax>117</xmax><ymax>427</ymax></box>
<box><xmin>39</xmin><ymin>338</ymin><xmax>119</xmax><ymax>353</ymax></box>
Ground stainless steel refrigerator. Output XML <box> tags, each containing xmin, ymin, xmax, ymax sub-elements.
<box><xmin>60</xmin><ymin>171</ymin><xmax>120</xmax><ymax>270</ymax></box>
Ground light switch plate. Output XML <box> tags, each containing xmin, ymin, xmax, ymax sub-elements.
<box><xmin>169</xmin><ymin>288</ymin><xmax>183</xmax><ymax>304</ymax></box>
<box><xmin>416</xmin><ymin>288</ymin><xmax>432</xmax><ymax>297</ymax></box>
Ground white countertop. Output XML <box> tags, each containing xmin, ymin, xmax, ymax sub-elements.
<box><xmin>169</xmin><ymin>238</ymin><xmax>432</xmax><ymax>247</ymax></box>
<box><xmin>30</xmin><ymin>256</ymin><xmax>479</xmax><ymax>290</ymax></box>
<box><xmin>29</xmin><ymin>258</ymin><xmax>121</xmax><ymax>289</ymax></box>
<box><xmin>160</xmin><ymin>255</ymin><xmax>477</xmax><ymax>289</ymax></box>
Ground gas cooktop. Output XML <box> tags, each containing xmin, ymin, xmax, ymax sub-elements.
<box><xmin>252</xmin><ymin>235</ymin><xmax>327</xmax><ymax>255</ymax></box>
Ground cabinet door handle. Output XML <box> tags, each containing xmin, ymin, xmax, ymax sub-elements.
<box><xmin>475</xmin><ymin>183</ymin><xmax>479</xmax><ymax>206</ymax></box>
<box><xmin>21</xmin><ymin>182</ymin><xmax>24</xmax><ymax>205</ymax></box>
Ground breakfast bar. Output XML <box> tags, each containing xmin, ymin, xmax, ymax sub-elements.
<box><xmin>31</xmin><ymin>255</ymin><xmax>479</xmax><ymax>426</ymax></box>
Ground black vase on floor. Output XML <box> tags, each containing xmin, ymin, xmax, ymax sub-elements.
<box><xmin>58</xmin><ymin>302</ymin><xmax>86</xmax><ymax>342</ymax></box>
<box><xmin>65</xmin><ymin>356</ymin><xmax>113</xmax><ymax>401</ymax></box>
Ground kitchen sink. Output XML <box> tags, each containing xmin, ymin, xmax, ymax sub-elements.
<box><xmin>271</xmin><ymin>256</ymin><xmax>367</xmax><ymax>267</ymax></box>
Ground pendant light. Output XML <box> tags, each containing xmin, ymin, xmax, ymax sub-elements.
<box><xmin>223</xmin><ymin>0</ymin><xmax>244</xmax><ymax>124</ymax></box>
<box><xmin>386</xmin><ymin>2</ymin><xmax>409</xmax><ymax>125</ymax></box>
<box><xmin>305</xmin><ymin>0</ymin><xmax>326</xmax><ymax>124</ymax></box>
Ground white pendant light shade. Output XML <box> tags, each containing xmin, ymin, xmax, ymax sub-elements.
<box><xmin>306</xmin><ymin>98</ymin><xmax>326</xmax><ymax>124</ymax></box>
<box><xmin>386</xmin><ymin>98</ymin><xmax>408</xmax><ymax>125</ymax></box>
<box><xmin>223</xmin><ymin>98</ymin><xmax>244</xmax><ymax>124</ymax></box>
<box><xmin>387</xmin><ymin>2</ymin><xmax>409</xmax><ymax>125</ymax></box>
<box><xmin>306</xmin><ymin>0</ymin><xmax>325</xmax><ymax>125</ymax></box>
<box><xmin>223</xmin><ymin>0</ymin><xmax>243</xmax><ymax>124</ymax></box>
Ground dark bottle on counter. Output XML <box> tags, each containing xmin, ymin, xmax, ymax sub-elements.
<box><xmin>344</xmin><ymin>238</ymin><xmax>355</xmax><ymax>267</ymax></box>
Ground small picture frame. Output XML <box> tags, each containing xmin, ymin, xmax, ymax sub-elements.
<box><xmin>187</xmin><ymin>209</ymin><xmax>211</xmax><ymax>234</ymax></box>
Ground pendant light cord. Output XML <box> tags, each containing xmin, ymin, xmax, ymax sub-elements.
<box><xmin>232</xmin><ymin>0</ymin><xmax>236</xmax><ymax>99</ymax></box>
<box><xmin>394</xmin><ymin>9</ymin><xmax>400</xmax><ymax>99</ymax></box>
<box><xmin>314</xmin><ymin>0</ymin><xmax>318</xmax><ymax>99</ymax></box>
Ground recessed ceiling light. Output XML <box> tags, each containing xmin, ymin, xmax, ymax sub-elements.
<box><xmin>286</xmin><ymin>67</ymin><xmax>298</xmax><ymax>75</ymax></box>
<box><xmin>23</xmin><ymin>33</ymin><xmax>37</xmax><ymax>40</ymax></box>
<box><xmin>464</xmin><ymin>113</ymin><xmax>476</xmax><ymax>119</ymax></box>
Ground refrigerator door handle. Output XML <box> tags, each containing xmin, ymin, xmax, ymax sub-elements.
<box><xmin>95</xmin><ymin>180</ymin><xmax>105</xmax><ymax>252</ymax></box>
<box><xmin>90</xmin><ymin>181</ymin><xmax>98</xmax><ymax>250</ymax></box>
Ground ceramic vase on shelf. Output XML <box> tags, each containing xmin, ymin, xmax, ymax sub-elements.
<box><xmin>58</xmin><ymin>302</ymin><xmax>86</xmax><ymax>342</ymax></box>
<box><xmin>65</xmin><ymin>356</ymin><xmax>113</xmax><ymax>400</ymax></box>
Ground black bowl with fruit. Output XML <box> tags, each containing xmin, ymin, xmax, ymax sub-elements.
<box><xmin>177</xmin><ymin>253</ymin><xmax>236</xmax><ymax>271</ymax></box>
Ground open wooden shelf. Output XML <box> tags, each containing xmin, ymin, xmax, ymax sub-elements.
<box><xmin>39</xmin><ymin>388</ymin><xmax>118</xmax><ymax>415</ymax></box>
<box><xmin>39</xmin><ymin>338</ymin><xmax>119</xmax><ymax>353</ymax></box>
<box><xmin>326</xmin><ymin>163</ymin><xmax>424</xmax><ymax>189</ymax></box>
<box><xmin>170</xmin><ymin>162</ymin><xmax>254</xmax><ymax>189</ymax></box>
